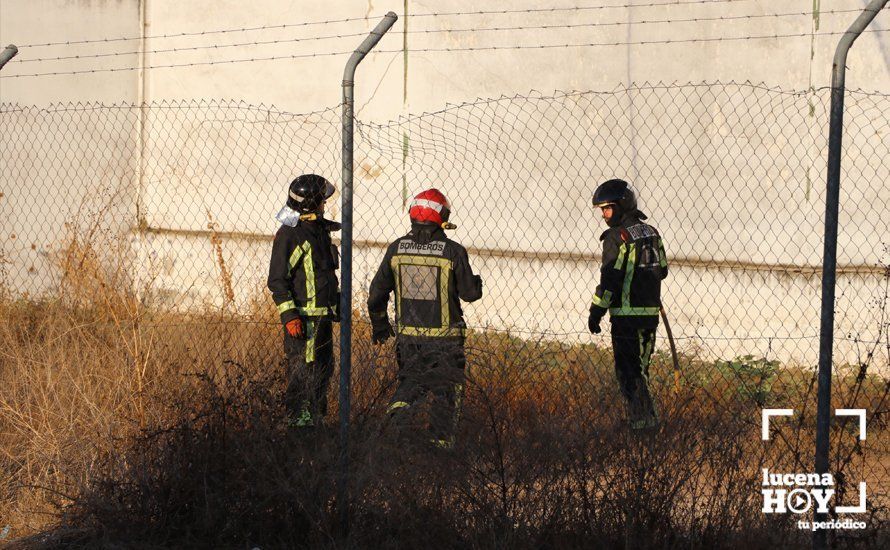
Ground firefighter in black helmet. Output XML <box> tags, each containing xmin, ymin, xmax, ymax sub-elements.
<box><xmin>267</xmin><ymin>174</ymin><xmax>341</xmax><ymax>428</ymax></box>
<box><xmin>589</xmin><ymin>179</ymin><xmax>668</xmax><ymax>431</ymax></box>
<box><xmin>367</xmin><ymin>188</ymin><xmax>483</xmax><ymax>448</ymax></box>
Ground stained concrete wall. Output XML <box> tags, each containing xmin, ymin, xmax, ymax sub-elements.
<box><xmin>3</xmin><ymin>1</ymin><xmax>889</xmax><ymax>110</ymax></box>
<box><xmin>1</xmin><ymin>1</ymin><xmax>888</xmax><ymax>367</ymax></box>
<box><xmin>0</xmin><ymin>0</ymin><xmax>142</xmax><ymax>104</ymax></box>
<box><xmin>0</xmin><ymin>1</ymin><xmax>143</xmax><ymax>297</ymax></box>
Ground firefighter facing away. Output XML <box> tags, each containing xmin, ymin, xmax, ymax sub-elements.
<box><xmin>267</xmin><ymin>174</ymin><xmax>341</xmax><ymax>428</ymax></box>
<box><xmin>588</xmin><ymin>179</ymin><xmax>668</xmax><ymax>431</ymax></box>
<box><xmin>367</xmin><ymin>189</ymin><xmax>483</xmax><ymax>447</ymax></box>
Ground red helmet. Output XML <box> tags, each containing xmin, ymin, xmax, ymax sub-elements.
<box><xmin>409</xmin><ymin>188</ymin><xmax>451</xmax><ymax>226</ymax></box>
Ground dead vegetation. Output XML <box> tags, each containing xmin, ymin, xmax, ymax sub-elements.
<box><xmin>0</xmin><ymin>234</ymin><xmax>887</xmax><ymax>549</ymax></box>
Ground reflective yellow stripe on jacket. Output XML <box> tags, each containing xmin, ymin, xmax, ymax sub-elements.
<box><xmin>610</xmin><ymin>242</ymin><xmax>659</xmax><ymax>316</ymax></box>
<box><xmin>391</xmin><ymin>255</ymin><xmax>464</xmax><ymax>338</ymax></box>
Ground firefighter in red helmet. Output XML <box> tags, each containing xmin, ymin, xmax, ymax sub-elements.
<box><xmin>367</xmin><ymin>188</ymin><xmax>483</xmax><ymax>448</ymax></box>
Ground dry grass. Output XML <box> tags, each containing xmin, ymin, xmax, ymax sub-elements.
<box><xmin>0</xmin><ymin>235</ymin><xmax>887</xmax><ymax>549</ymax></box>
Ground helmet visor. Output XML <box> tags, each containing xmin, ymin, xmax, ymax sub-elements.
<box><xmin>323</xmin><ymin>181</ymin><xmax>336</xmax><ymax>199</ymax></box>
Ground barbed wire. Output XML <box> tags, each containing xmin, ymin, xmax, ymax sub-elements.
<box><xmin>13</xmin><ymin>7</ymin><xmax>867</xmax><ymax>66</ymax></box>
<box><xmin>11</xmin><ymin>0</ymin><xmax>767</xmax><ymax>49</ymax></box>
<box><xmin>0</xmin><ymin>49</ymin><xmax>353</xmax><ymax>79</ymax></box>
<box><xmin>0</xmin><ymin>101</ymin><xmax>345</xmax><ymax>118</ymax></box>
<box><xmin>4</xmin><ymin>28</ymin><xmax>887</xmax><ymax>79</ymax></box>
<box><xmin>408</xmin><ymin>0</ymin><xmax>762</xmax><ymax>19</ymax></box>
<box><xmin>14</xmin><ymin>31</ymin><xmax>370</xmax><ymax>64</ymax></box>
<box><xmin>404</xmin><ymin>7</ymin><xmax>865</xmax><ymax>37</ymax></box>
<box><xmin>387</xmin><ymin>27</ymin><xmax>890</xmax><ymax>54</ymax></box>
<box><xmin>14</xmin><ymin>15</ymin><xmax>375</xmax><ymax>49</ymax></box>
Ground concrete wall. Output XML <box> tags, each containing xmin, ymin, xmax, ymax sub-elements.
<box><xmin>0</xmin><ymin>1</ymin><xmax>143</xmax><ymax>297</ymax></box>
<box><xmin>0</xmin><ymin>105</ymin><xmax>139</xmax><ymax>297</ymax></box>
<box><xmin>1</xmin><ymin>1</ymin><xmax>889</xmax><ymax>367</ymax></box>
<box><xmin>3</xmin><ymin>1</ymin><xmax>889</xmax><ymax>110</ymax></box>
<box><xmin>133</xmin><ymin>227</ymin><xmax>886</xmax><ymax>368</ymax></box>
<box><xmin>140</xmin><ymin>0</ymin><xmax>889</xmax><ymax>116</ymax></box>
<box><xmin>0</xmin><ymin>0</ymin><xmax>143</xmax><ymax>104</ymax></box>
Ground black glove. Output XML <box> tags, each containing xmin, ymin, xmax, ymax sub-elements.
<box><xmin>474</xmin><ymin>274</ymin><xmax>483</xmax><ymax>290</ymax></box>
<box><xmin>372</xmin><ymin>321</ymin><xmax>395</xmax><ymax>344</ymax></box>
<box><xmin>369</xmin><ymin>311</ymin><xmax>395</xmax><ymax>344</ymax></box>
<box><xmin>332</xmin><ymin>292</ymin><xmax>342</xmax><ymax>322</ymax></box>
<box><xmin>588</xmin><ymin>306</ymin><xmax>603</xmax><ymax>335</ymax></box>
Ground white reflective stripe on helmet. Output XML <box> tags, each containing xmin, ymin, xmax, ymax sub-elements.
<box><xmin>289</xmin><ymin>190</ymin><xmax>304</xmax><ymax>201</ymax></box>
<box><xmin>410</xmin><ymin>198</ymin><xmax>444</xmax><ymax>212</ymax></box>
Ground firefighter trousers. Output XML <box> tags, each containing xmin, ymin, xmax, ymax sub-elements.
<box><xmin>283</xmin><ymin>318</ymin><xmax>334</xmax><ymax>423</ymax></box>
<box><xmin>611</xmin><ymin>327</ymin><xmax>659</xmax><ymax>429</ymax></box>
<box><xmin>389</xmin><ymin>338</ymin><xmax>466</xmax><ymax>442</ymax></box>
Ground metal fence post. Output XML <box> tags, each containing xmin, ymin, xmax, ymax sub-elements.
<box><xmin>340</xmin><ymin>11</ymin><xmax>398</xmax><ymax>536</ymax></box>
<box><xmin>0</xmin><ymin>45</ymin><xmax>18</xmax><ymax>71</ymax></box>
<box><xmin>815</xmin><ymin>1</ymin><xmax>887</xmax><ymax>548</ymax></box>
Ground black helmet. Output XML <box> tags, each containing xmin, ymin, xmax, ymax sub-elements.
<box><xmin>592</xmin><ymin>178</ymin><xmax>637</xmax><ymax>213</ymax></box>
<box><xmin>286</xmin><ymin>174</ymin><xmax>336</xmax><ymax>213</ymax></box>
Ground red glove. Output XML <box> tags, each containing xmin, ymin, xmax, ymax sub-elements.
<box><xmin>285</xmin><ymin>318</ymin><xmax>305</xmax><ymax>339</ymax></box>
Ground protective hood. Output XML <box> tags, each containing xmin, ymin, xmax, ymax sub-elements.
<box><xmin>625</xmin><ymin>209</ymin><xmax>648</xmax><ymax>222</ymax></box>
<box><xmin>275</xmin><ymin>205</ymin><xmax>302</xmax><ymax>227</ymax></box>
<box><xmin>606</xmin><ymin>206</ymin><xmax>648</xmax><ymax>228</ymax></box>
<box><xmin>276</xmin><ymin>206</ymin><xmax>342</xmax><ymax>231</ymax></box>
<box><xmin>410</xmin><ymin>222</ymin><xmax>445</xmax><ymax>245</ymax></box>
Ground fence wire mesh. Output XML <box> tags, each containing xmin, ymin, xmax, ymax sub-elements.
<box><xmin>1</xmin><ymin>82</ymin><xmax>888</xmax><ymax>545</ymax></box>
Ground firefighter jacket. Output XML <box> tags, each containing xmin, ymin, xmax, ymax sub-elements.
<box><xmin>590</xmin><ymin>212</ymin><xmax>668</xmax><ymax>329</ymax></box>
<box><xmin>368</xmin><ymin>223</ymin><xmax>482</xmax><ymax>340</ymax></box>
<box><xmin>267</xmin><ymin>217</ymin><xmax>340</xmax><ymax>325</ymax></box>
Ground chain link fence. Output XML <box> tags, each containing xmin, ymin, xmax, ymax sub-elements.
<box><xmin>1</xmin><ymin>82</ymin><xmax>888</xmax><ymax>544</ymax></box>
